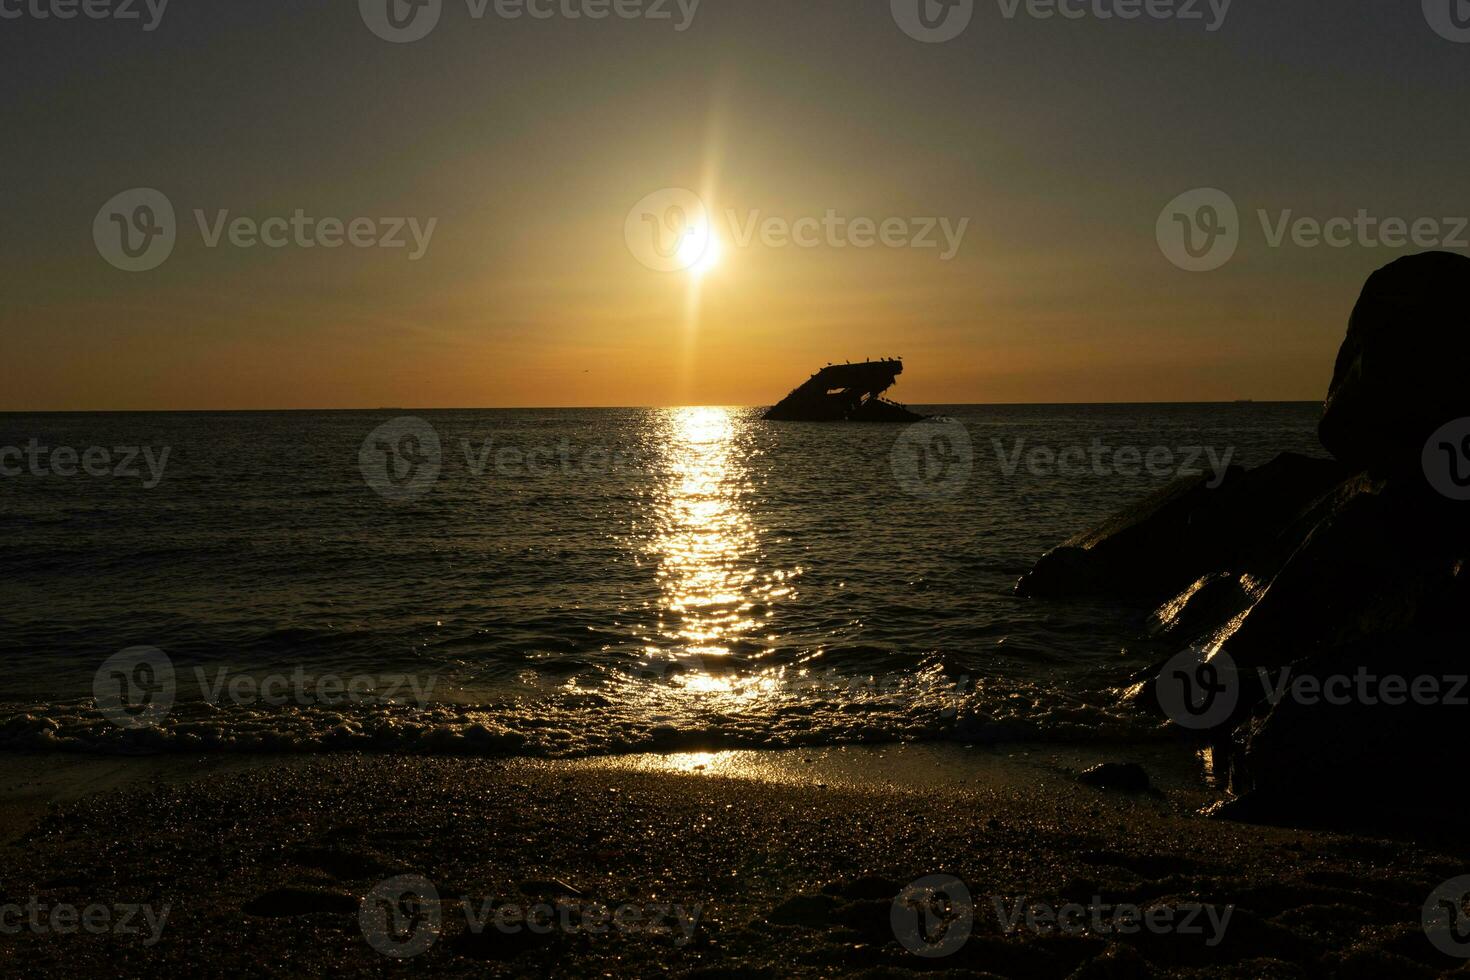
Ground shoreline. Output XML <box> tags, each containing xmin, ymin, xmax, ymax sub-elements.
<box><xmin>0</xmin><ymin>740</ymin><xmax>1212</xmax><ymax>842</ymax></box>
<box><xmin>2</xmin><ymin>744</ymin><xmax>1466</xmax><ymax>976</ymax></box>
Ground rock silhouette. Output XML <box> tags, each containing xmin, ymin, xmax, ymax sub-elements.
<box><xmin>1017</xmin><ymin>251</ymin><xmax>1470</xmax><ymax>822</ymax></box>
<box><xmin>1320</xmin><ymin>251</ymin><xmax>1470</xmax><ymax>472</ymax></box>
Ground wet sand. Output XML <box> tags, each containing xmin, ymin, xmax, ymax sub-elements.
<box><xmin>1</xmin><ymin>745</ymin><xmax>1466</xmax><ymax>977</ymax></box>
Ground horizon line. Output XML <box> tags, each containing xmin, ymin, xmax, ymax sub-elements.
<box><xmin>0</xmin><ymin>399</ymin><xmax>1323</xmax><ymax>414</ymax></box>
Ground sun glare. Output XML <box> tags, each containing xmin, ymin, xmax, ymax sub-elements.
<box><xmin>679</xmin><ymin>219</ymin><xmax>721</xmax><ymax>278</ymax></box>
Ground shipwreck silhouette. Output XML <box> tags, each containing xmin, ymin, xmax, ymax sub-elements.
<box><xmin>763</xmin><ymin>358</ymin><xmax>925</xmax><ymax>423</ymax></box>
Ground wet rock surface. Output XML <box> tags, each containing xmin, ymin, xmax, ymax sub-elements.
<box><xmin>1017</xmin><ymin>253</ymin><xmax>1470</xmax><ymax>822</ymax></box>
<box><xmin>1014</xmin><ymin>453</ymin><xmax>1347</xmax><ymax>604</ymax></box>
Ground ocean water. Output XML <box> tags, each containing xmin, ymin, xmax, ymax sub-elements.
<box><xmin>0</xmin><ymin>404</ymin><xmax>1323</xmax><ymax>757</ymax></box>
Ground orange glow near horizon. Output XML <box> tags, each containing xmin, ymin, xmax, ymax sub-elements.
<box><xmin>7</xmin><ymin>6</ymin><xmax>1459</xmax><ymax>412</ymax></box>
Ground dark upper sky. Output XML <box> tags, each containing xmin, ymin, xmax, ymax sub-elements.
<box><xmin>3</xmin><ymin>0</ymin><xmax>1466</xmax><ymax>408</ymax></box>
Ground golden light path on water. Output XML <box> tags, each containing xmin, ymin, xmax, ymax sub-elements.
<box><xmin>646</xmin><ymin>407</ymin><xmax>792</xmax><ymax>696</ymax></box>
<box><xmin>615</xmin><ymin>407</ymin><xmax>978</xmax><ymax>760</ymax></box>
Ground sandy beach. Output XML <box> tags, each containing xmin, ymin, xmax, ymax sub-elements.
<box><xmin>3</xmin><ymin>745</ymin><xmax>1466</xmax><ymax>978</ymax></box>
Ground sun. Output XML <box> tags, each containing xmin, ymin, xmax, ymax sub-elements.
<box><xmin>678</xmin><ymin>218</ymin><xmax>722</xmax><ymax>278</ymax></box>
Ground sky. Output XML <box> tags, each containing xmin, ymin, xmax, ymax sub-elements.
<box><xmin>2</xmin><ymin>0</ymin><xmax>1467</xmax><ymax>410</ymax></box>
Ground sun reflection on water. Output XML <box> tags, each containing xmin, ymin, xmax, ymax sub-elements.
<box><xmin>640</xmin><ymin>407</ymin><xmax>793</xmax><ymax>691</ymax></box>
